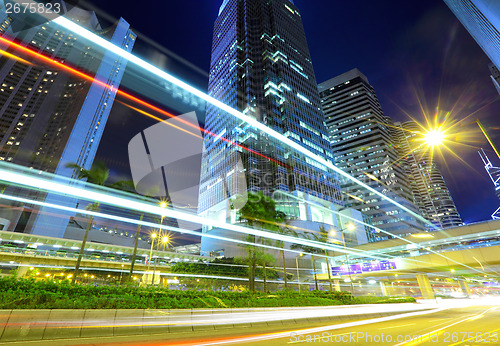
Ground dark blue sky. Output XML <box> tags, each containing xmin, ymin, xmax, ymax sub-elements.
<box><xmin>90</xmin><ymin>0</ymin><xmax>500</xmax><ymax>224</ymax></box>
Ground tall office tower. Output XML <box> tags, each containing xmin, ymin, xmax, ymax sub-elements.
<box><xmin>319</xmin><ymin>69</ymin><xmax>424</xmax><ymax>236</ymax></box>
<box><xmin>199</xmin><ymin>0</ymin><xmax>343</xmax><ymax>233</ymax></box>
<box><xmin>444</xmin><ymin>0</ymin><xmax>500</xmax><ymax>69</ymax></box>
<box><xmin>392</xmin><ymin>121</ymin><xmax>463</xmax><ymax>228</ymax></box>
<box><xmin>0</xmin><ymin>1</ymin><xmax>136</xmax><ymax>237</ymax></box>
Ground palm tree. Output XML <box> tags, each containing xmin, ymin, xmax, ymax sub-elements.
<box><xmin>66</xmin><ymin>161</ymin><xmax>132</xmax><ymax>283</ymax></box>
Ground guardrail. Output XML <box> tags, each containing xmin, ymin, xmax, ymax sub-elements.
<box><xmin>0</xmin><ymin>303</ymin><xmax>435</xmax><ymax>342</ymax></box>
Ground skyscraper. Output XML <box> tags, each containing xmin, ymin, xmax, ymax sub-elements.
<box><xmin>0</xmin><ymin>1</ymin><xmax>136</xmax><ymax>236</ymax></box>
<box><xmin>318</xmin><ymin>69</ymin><xmax>424</xmax><ymax>236</ymax></box>
<box><xmin>444</xmin><ymin>0</ymin><xmax>500</xmax><ymax>69</ymax></box>
<box><xmin>392</xmin><ymin>121</ymin><xmax>463</xmax><ymax>228</ymax></box>
<box><xmin>199</xmin><ymin>0</ymin><xmax>343</xmax><ymax>232</ymax></box>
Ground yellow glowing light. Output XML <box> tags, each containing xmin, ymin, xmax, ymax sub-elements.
<box><xmin>67</xmin><ymin>274</ymin><xmax>73</xmax><ymax>278</ymax></box>
<box><xmin>346</xmin><ymin>223</ymin><xmax>356</xmax><ymax>232</ymax></box>
<box><xmin>151</xmin><ymin>233</ymin><xmax>157</xmax><ymax>239</ymax></box>
<box><xmin>411</xmin><ymin>233</ymin><xmax>434</xmax><ymax>239</ymax></box>
<box><xmin>159</xmin><ymin>201</ymin><xmax>168</xmax><ymax>208</ymax></box>
<box><xmin>162</xmin><ymin>236</ymin><xmax>169</xmax><ymax>243</ymax></box>
<box><xmin>451</xmin><ymin>269</ymin><xmax>455</xmax><ymax>273</ymax></box>
<box><xmin>423</xmin><ymin>128</ymin><xmax>446</xmax><ymax>147</ymax></box>
<box><xmin>0</xmin><ymin>48</ymin><xmax>34</xmax><ymax>66</ymax></box>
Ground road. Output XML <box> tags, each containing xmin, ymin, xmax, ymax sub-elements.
<box><xmin>3</xmin><ymin>300</ymin><xmax>500</xmax><ymax>345</ymax></box>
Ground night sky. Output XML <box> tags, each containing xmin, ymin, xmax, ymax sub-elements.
<box><xmin>86</xmin><ymin>0</ymin><xmax>500</xmax><ymax>224</ymax></box>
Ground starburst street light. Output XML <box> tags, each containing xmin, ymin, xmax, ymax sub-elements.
<box><xmin>423</xmin><ymin>128</ymin><xmax>446</xmax><ymax>147</ymax></box>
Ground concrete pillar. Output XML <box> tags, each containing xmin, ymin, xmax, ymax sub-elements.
<box><xmin>16</xmin><ymin>265</ymin><xmax>29</xmax><ymax>278</ymax></box>
<box><xmin>380</xmin><ymin>282</ymin><xmax>390</xmax><ymax>296</ymax></box>
<box><xmin>458</xmin><ymin>279</ymin><xmax>471</xmax><ymax>298</ymax></box>
<box><xmin>416</xmin><ymin>274</ymin><xmax>435</xmax><ymax>299</ymax></box>
<box><xmin>304</xmin><ymin>194</ymin><xmax>312</xmax><ymax>221</ymax></box>
<box><xmin>334</xmin><ymin>279</ymin><xmax>341</xmax><ymax>292</ymax></box>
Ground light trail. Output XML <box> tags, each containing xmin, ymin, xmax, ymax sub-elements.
<box><xmin>0</xmin><ymin>14</ymin><xmax>484</xmax><ymax>271</ymax></box>
<box><xmin>0</xmin><ymin>35</ymin><xmax>285</xmax><ymax>169</ymax></box>
<box><xmin>273</xmin><ymin>191</ymin><xmax>487</xmax><ymax>275</ymax></box>
<box><xmin>395</xmin><ymin>306</ymin><xmax>499</xmax><ymax>346</ymax></box>
<box><xmin>0</xmin><ymin>47</ymin><xmax>33</xmax><ymax>65</ymax></box>
<box><xmin>0</xmin><ymin>190</ymin><xmax>375</xmax><ymax>260</ymax></box>
<box><xmin>0</xmin><ymin>185</ymin><xmax>484</xmax><ymax>274</ymax></box>
<box><xmin>477</xmin><ymin>119</ymin><xmax>500</xmax><ymax>160</ymax></box>
<box><xmin>44</xmin><ymin>13</ymin><xmax>433</xmax><ymax>228</ymax></box>
<box><xmin>0</xmin><ymin>161</ymin><xmax>486</xmax><ymax>273</ymax></box>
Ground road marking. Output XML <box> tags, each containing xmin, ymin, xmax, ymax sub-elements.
<box><xmin>287</xmin><ymin>332</ymin><xmax>350</xmax><ymax>344</ymax></box>
<box><xmin>177</xmin><ymin>308</ymin><xmax>447</xmax><ymax>346</ymax></box>
<box><xmin>428</xmin><ymin>318</ymin><xmax>449</xmax><ymax>322</ymax></box>
<box><xmin>395</xmin><ymin>307</ymin><xmax>499</xmax><ymax>346</ymax></box>
<box><xmin>447</xmin><ymin>327</ymin><xmax>500</xmax><ymax>346</ymax></box>
<box><xmin>379</xmin><ymin>323</ymin><xmax>416</xmax><ymax>330</ymax></box>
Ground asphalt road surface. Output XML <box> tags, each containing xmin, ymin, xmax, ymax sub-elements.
<box><xmin>4</xmin><ymin>301</ymin><xmax>500</xmax><ymax>346</ymax></box>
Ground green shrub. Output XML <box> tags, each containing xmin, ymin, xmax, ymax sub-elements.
<box><xmin>0</xmin><ymin>276</ymin><xmax>414</xmax><ymax>309</ymax></box>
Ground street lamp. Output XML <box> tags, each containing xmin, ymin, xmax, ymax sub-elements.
<box><xmin>129</xmin><ymin>200</ymin><xmax>168</xmax><ymax>281</ymax></box>
<box><xmin>336</xmin><ymin>223</ymin><xmax>355</xmax><ymax>295</ymax></box>
<box><xmin>152</xmin><ymin>234</ymin><xmax>170</xmax><ymax>286</ymax></box>
<box><xmin>147</xmin><ymin>232</ymin><xmax>157</xmax><ymax>285</ymax></box>
<box><xmin>423</xmin><ymin>128</ymin><xmax>446</xmax><ymax>147</ymax></box>
<box><xmin>296</xmin><ymin>253</ymin><xmax>303</xmax><ymax>293</ymax></box>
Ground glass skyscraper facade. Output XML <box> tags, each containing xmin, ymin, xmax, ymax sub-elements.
<box><xmin>0</xmin><ymin>1</ymin><xmax>136</xmax><ymax>237</ymax></box>
<box><xmin>319</xmin><ymin>69</ymin><xmax>425</xmax><ymax>236</ymax></box>
<box><xmin>444</xmin><ymin>0</ymin><xmax>500</xmax><ymax>69</ymax></box>
<box><xmin>199</xmin><ymin>0</ymin><xmax>343</xmax><ymax>227</ymax></box>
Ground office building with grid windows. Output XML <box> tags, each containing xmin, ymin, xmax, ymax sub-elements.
<box><xmin>392</xmin><ymin>121</ymin><xmax>462</xmax><ymax>228</ymax></box>
<box><xmin>319</xmin><ymin>69</ymin><xmax>425</xmax><ymax>236</ymax></box>
<box><xmin>0</xmin><ymin>2</ymin><xmax>136</xmax><ymax>237</ymax></box>
<box><xmin>199</xmin><ymin>0</ymin><xmax>351</xmax><ymax>254</ymax></box>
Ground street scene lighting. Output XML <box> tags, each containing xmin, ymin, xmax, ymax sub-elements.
<box><xmin>423</xmin><ymin>128</ymin><xmax>446</xmax><ymax>147</ymax></box>
<box><xmin>0</xmin><ymin>0</ymin><xmax>500</xmax><ymax>344</ymax></box>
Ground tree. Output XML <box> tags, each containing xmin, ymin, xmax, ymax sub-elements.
<box><xmin>274</xmin><ymin>211</ymin><xmax>297</xmax><ymax>290</ymax></box>
<box><xmin>66</xmin><ymin>161</ymin><xmax>132</xmax><ymax>283</ymax></box>
<box><xmin>235</xmin><ymin>191</ymin><xmax>282</xmax><ymax>292</ymax></box>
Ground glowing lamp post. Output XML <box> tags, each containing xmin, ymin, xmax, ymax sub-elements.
<box><xmin>423</xmin><ymin>128</ymin><xmax>445</xmax><ymax>147</ymax></box>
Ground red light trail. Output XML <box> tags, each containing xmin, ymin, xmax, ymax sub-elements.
<box><xmin>0</xmin><ymin>35</ymin><xmax>288</xmax><ymax>168</ymax></box>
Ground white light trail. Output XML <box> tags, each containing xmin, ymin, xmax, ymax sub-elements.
<box><xmin>50</xmin><ymin>15</ymin><xmax>433</xmax><ymax>228</ymax></box>
<box><xmin>0</xmin><ymin>191</ymin><xmax>376</xmax><ymax>259</ymax></box>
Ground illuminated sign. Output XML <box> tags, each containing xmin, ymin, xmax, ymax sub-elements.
<box><xmin>332</xmin><ymin>260</ymin><xmax>397</xmax><ymax>276</ymax></box>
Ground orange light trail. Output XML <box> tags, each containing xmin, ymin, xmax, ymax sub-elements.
<box><xmin>0</xmin><ymin>35</ymin><xmax>287</xmax><ymax>168</ymax></box>
<box><xmin>0</xmin><ymin>48</ymin><xmax>33</xmax><ymax>65</ymax></box>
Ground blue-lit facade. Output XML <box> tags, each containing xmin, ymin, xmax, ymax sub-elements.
<box><xmin>0</xmin><ymin>2</ymin><xmax>136</xmax><ymax>237</ymax></box>
<box><xmin>444</xmin><ymin>0</ymin><xmax>500</xmax><ymax>69</ymax></box>
<box><xmin>199</xmin><ymin>0</ymin><xmax>342</xmax><ymax>227</ymax></box>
